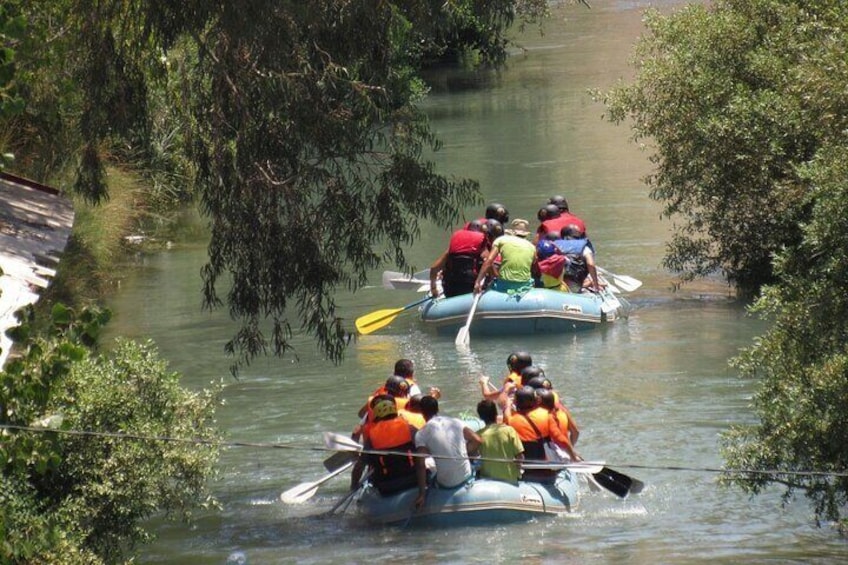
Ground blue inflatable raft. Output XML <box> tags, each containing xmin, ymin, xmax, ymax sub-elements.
<box><xmin>420</xmin><ymin>288</ymin><xmax>629</xmax><ymax>336</ymax></box>
<box><xmin>356</xmin><ymin>471</ymin><xmax>580</xmax><ymax>526</ymax></box>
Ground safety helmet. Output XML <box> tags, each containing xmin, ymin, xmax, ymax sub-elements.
<box><xmin>537</xmin><ymin>204</ymin><xmax>561</xmax><ymax>222</ymax></box>
<box><xmin>486</xmin><ymin>219</ymin><xmax>504</xmax><ymax>241</ymax></box>
<box><xmin>467</xmin><ymin>219</ymin><xmax>486</xmax><ymax>233</ymax></box>
<box><xmin>548</xmin><ymin>195</ymin><xmax>569</xmax><ymax>212</ymax></box>
<box><xmin>561</xmin><ymin>224</ymin><xmax>584</xmax><ymax>239</ymax></box>
<box><xmin>525</xmin><ymin>376</ymin><xmax>553</xmax><ymax>390</ymax></box>
<box><xmin>537</xmin><ymin>388</ymin><xmax>556</xmax><ymax>410</ymax></box>
<box><xmin>514</xmin><ymin>386</ymin><xmax>538</xmax><ymax>411</ymax></box>
<box><xmin>520</xmin><ymin>365</ymin><xmax>546</xmax><ymax>383</ymax></box>
<box><xmin>543</xmin><ymin>231</ymin><xmax>560</xmax><ymax>241</ymax></box>
<box><xmin>485</xmin><ymin>203</ymin><xmax>509</xmax><ymax>224</ymax></box>
<box><xmin>507</xmin><ymin>351</ymin><xmax>533</xmax><ymax>372</ymax></box>
<box><xmin>371</xmin><ymin>394</ymin><xmax>397</xmax><ymax>420</ymax></box>
<box><xmin>536</xmin><ymin>239</ymin><xmax>557</xmax><ymax>260</ymax></box>
<box><xmin>385</xmin><ymin>375</ymin><xmax>410</xmax><ymax>398</ymax></box>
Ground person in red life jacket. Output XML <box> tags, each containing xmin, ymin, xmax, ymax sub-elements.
<box><xmin>480</xmin><ymin>351</ymin><xmax>533</xmax><ymax>401</ymax></box>
<box><xmin>525</xmin><ymin>374</ymin><xmax>580</xmax><ymax>447</ymax></box>
<box><xmin>554</xmin><ymin>224</ymin><xmax>601</xmax><ymax>293</ymax></box>
<box><xmin>399</xmin><ymin>394</ymin><xmax>426</xmax><ymax>429</ymax></box>
<box><xmin>546</xmin><ymin>195</ymin><xmax>587</xmax><ymax>239</ymax></box>
<box><xmin>429</xmin><ymin>220</ymin><xmax>489</xmax><ymax>298</ymax></box>
<box><xmin>350</xmin><ymin>394</ymin><xmax>419</xmax><ymax>495</ymax></box>
<box><xmin>534</xmin><ymin>203</ymin><xmax>572</xmax><ymax>245</ymax></box>
<box><xmin>501</xmin><ymin>386</ymin><xmax>580</xmax><ymax>483</ymax></box>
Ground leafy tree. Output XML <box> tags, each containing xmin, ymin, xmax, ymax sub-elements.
<box><xmin>0</xmin><ymin>4</ymin><xmax>25</xmax><ymax>169</ymax></box>
<box><xmin>602</xmin><ymin>0</ymin><xmax>848</xmax><ymax>295</ymax></box>
<box><xmin>602</xmin><ymin>0</ymin><xmax>848</xmax><ymax>524</ymax></box>
<box><xmin>721</xmin><ymin>142</ymin><xmax>848</xmax><ymax>526</ymax></box>
<box><xmin>7</xmin><ymin>1</ymin><xmax>554</xmax><ymax>369</ymax></box>
<box><xmin>0</xmin><ymin>305</ymin><xmax>220</xmax><ymax>563</ymax></box>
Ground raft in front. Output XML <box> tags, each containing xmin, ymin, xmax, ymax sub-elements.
<box><xmin>356</xmin><ymin>471</ymin><xmax>580</xmax><ymax>527</ymax></box>
<box><xmin>419</xmin><ymin>288</ymin><xmax>629</xmax><ymax>336</ymax></box>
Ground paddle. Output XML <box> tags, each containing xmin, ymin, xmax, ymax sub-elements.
<box><xmin>324</xmin><ymin>431</ymin><xmax>363</xmax><ymax>452</ymax></box>
<box><xmin>280</xmin><ymin>461</ymin><xmax>354</xmax><ymax>504</ymax></box>
<box><xmin>381</xmin><ymin>269</ymin><xmax>430</xmax><ymax>290</ymax></box>
<box><xmin>591</xmin><ymin>466</ymin><xmax>644</xmax><ymax>498</ymax></box>
<box><xmin>355</xmin><ymin>295</ymin><xmax>432</xmax><ymax>335</ymax></box>
<box><xmin>323</xmin><ymin>449</ymin><xmax>356</xmax><ymax>472</ymax></box>
<box><xmin>455</xmin><ymin>292</ymin><xmax>482</xmax><ymax>347</ymax></box>
<box><xmin>596</xmin><ymin>267</ymin><xmax>642</xmax><ymax>292</ymax></box>
<box><xmin>598</xmin><ymin>285</ymin><xmax>622</xmax><ymax>314</ymax></box>
<box><xmin>521</xmin><ymin>460</ymin><xmax>605</xmax><ymax>474</ymax></box>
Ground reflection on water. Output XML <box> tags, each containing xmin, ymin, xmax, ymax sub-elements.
<box><xmin>100</xmin><ymin>1</ymin><xmax>848</xmax><ymax>563</ymax></box>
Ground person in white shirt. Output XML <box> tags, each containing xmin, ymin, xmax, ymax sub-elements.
<box><xmin>414</xmin><ymin>396</ymin><xmax>482</xmax><ymax>508</ymax></box>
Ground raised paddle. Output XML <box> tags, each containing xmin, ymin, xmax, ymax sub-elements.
<box><xmin>596</xmin><ymin>266</ymin><xmax>642</xmax><ymax>292</ymax></box>
<box><xmin>355</xmin><ymin>295</ymin><xmax>432</xmax><ymax>335</ymax></box>
<box><xmin>280</xmin><ymin>461</ymin><xmax>354</xmax><ymax>504</ymax></box>
<box><xmin>455</xmin><ymin>291</ymin><xmax>482</xmax><ymax>347</ymax></box>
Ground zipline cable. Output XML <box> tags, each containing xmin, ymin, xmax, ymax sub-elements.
<box><xmin>2</xmin><ymin>423</ymin><xmax>847</xmax><ymax>478</ymax></box>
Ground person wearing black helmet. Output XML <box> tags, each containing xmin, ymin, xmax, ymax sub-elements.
<box><xmin>524</xmin><ymin>371</ymin><xmax>581</xmax><ymax>447</ymax></box>
<box><xmin>554</xmin><ymin>224</ymin><xmax>600</xmax><ymax>293</ymax></box>
<box><xmin>350</xmin><ymin>394</ymin><xmax>419</xmax><ymax>495</ymax></box>
<box><xmin>534</xmin><ymin>196</ymin><xmax>588</xmax><ymax>244</ymax></box>
<box><xmin>501</xmin><ymin>385</ymin><xmax>579</xmax><ymax>482</ymax></box>
<box><xmin>485</xmin><ymin>202</ymin><xmax>510</xmax><ymax>225</ymax></box>
<box><xmin>429</xmin><ymin>220</ymin><xmax>491</xmax><ymax>298</ymax></box>
<box><xmin>479</xmin><ymin>351</ymin><xmax>533</xmax><ymax>401</ymax></box>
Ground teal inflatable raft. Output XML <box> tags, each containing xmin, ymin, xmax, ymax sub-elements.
<box><xmin>420</xmin><ymin>288</ymin><xmax>629</xmax><ymax>336</ymax></box>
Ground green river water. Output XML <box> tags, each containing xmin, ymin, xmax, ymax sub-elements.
<box><xmin>103</xmin><ymin>2</ymin><xmax>848</xmax><ymax>563</ymax></box>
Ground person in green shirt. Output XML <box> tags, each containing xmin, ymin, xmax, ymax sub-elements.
<box><xmin>474</xmin><ymin>218</ymin><xmax>536</xmax><ymax>294</ymax></box>
<box><xmin>475</xmin><ymin>400</ymin><xmax>525</xmax><ymax>483</ymax></box>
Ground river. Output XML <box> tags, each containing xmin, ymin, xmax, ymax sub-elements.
<box><xmin>104</xmin><ymin>1</ymin><xmax>848</xmax><ymax>563</ymax></box>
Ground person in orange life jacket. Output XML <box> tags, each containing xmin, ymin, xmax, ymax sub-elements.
<box><xmin>541</xmin><ymin>195</ymin><xmax>587</xmax><ymax>242</ymax></box>
<box><xmin>480</xmin><ymin>351</ymin><xmax>533</xmax><ymax>401</ymax></box>
<box><xmin>537</xmin><ymin>388</ymin><xmax>582</xmax><ymax>459</ymax></box>
<box><xmin>429</xmin><ymin>220</ymin><xmax>489</xmax><ymax>298</ymax></box>
<box><xmin>399</xmin><ymin>394</ymin><xmax>427</xmax><ymax>429</ymax></box>
<box><xmin>501</xmin><ymin>386</ymin><xmax>579</xmax><ymax>482</ymax></box>
<box><xmin>414</xmin><ymin>395</ymin><xmax>482</xmax><ymax>508</ymax></box>
<box><xmin>393</xmin><ymin>358</ymin><xmax>440</xmax><ymax>402</ymax></box>
<box><xmin>353</xmin><ymin>375</ymin><xmax>411</xmax><ymax>442</ymax></box>
<box><xmin>554</xmin><ymin>224</ymin><xmax>601</xmax><ymax>293</ymax></box>
<box><xmin>526</xmin><ymin>375</ymin><xmax>580</xmax><ymax>447</ymax></box>
<box><xmin>350</xmin><ymin>394</ymin><xmax>419</xmax><ymax>495</ymax></box>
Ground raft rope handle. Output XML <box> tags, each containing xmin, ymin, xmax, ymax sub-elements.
<box><xmin>3</xmin><ymin>424</ymin><xmax>848</xmax><ymax>479</ymax></box>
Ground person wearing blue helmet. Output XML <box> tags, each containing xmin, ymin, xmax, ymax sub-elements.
<box><xmin>535</xmin><ymin>239</ymin><xmax>567</xmax><ymax>290</ymax></box>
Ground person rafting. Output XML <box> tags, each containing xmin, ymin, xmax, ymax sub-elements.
<box><xmin>475</xmin><ymin>399</ymin><xmax>525</xmax><ymax>484</ymax></box>
<box><xmin>539</xmin><ymin>195</ymin><xmax>587</xmax><ymax>242</ymax></box>
<box><xmin>414</xmin><ymin>396</ymin><xmax>482</xmax><ymax>508</ymax></box>
<box><xmin>501</xmin><ymin>385</ymin><xmax>580</xmax><ymax>483</ymax></box>
<box><xmin>525</xmin><ymin>374</ymin><xmax>581</xmax><ymax>447</ymax></box>
<box><xmin>480</xmin><ymin>351</ymin><xmax>534</xmax><ymax>401</ymax></box>
<box><xmin>429</xmin><ymin>220</ymin><xmax>489</xmax><ymax>298</ymax></box>
<box><xmin>535</xmin><ymin>239</ymin><xmax>567</xmax><ymax>290</ymax></box>
<box><xmin>553</xmin><ymin>224</ymin><xmax>601</xmax><ymax>293</ymax></box>
<box><xmin>473</xmin><ymin>218</ymin><xmax>536</xmax><ymax>295</ymax></box>
<box><xmin>350</xmin><ymin>394</ymin><xmax>419</xmax><ymax>496</ymax></box>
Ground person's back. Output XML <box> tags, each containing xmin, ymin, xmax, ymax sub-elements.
<box><xmin>476</xmin><ymin>400</ymin><xmax>524</xmax><ymax>483</ymax></box>
<box><xmin>357</xmin><ymin>395</ymin><xmax>418</xmax><ymax>495</ymax></box>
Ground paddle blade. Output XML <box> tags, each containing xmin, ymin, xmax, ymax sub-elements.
<box><xmin>592</xmin><ymin>466</ymin><xmax>637</xmax><ymax>498</ymax></box>
<box><xmin>455</xmin><ymin>326</ymin><xmax>470</xmax><ymax>347</ymax></box>
<box><xmin>323</xmin><ymin>450</ymin><xmax>356</xmax><ymax>472</ymax></box>
<box><xmin>613</xmin><ymin>275</ymin><xmax>642</xmax><ymax>292</ymax></box>
<box><xmin>324</xmin><ymin>431</ymin><xmax>363</xmax><ymax>452</ymax></box>
<box><xmin>280</xmin><ymin>482</ymin><xmax>319</xmax><ymax>504</ymax></box>
<box><xmin>355</xmin><ymin>307</ymin><xmax>403</xmax><ymax>335</ymax></box>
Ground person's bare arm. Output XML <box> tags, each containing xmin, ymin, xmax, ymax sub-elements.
<box><xmin>429</xmin><ymin>250</ymin><xmax>448</xmax><ymax>296</ymax></box>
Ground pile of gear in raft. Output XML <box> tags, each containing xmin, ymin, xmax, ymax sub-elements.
<box><xmin>349</xmin><ymin>353</ymin><xmax>583</xmax><ymax>504</ymax></box>
<box><xmin>428</xmin><ymin>195</ymin><xmax>602</xmax><ymax>299</ymax></box>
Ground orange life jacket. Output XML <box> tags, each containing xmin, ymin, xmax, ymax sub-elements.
<box><xmin>366</xmin><ymin>418</ymin><xmax>416</xmax><ymax>484</ymax></box>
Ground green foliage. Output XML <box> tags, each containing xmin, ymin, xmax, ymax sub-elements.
<box><xmin>0</xmin><ymin>306</ymin><xmax>220</xmax><ymax>563</ymax></box>
<box><xmin>721</xmin><ymin>141</ymin><xmax>848</xmax><ymax>525</ymax></box>
<box><xmin>6</xmin><ymin>1</ymin><xmax>554</xmax><ymax>368</ymax></box>
<box><xmin>0</xmin><ymin>3</ymin><xmax>25</xmax><ymax>169</ymax></box>
<box><xmin>602</xmin><ymin>0</ymin><xmax>848</xmax><ymax>295</ymax></box>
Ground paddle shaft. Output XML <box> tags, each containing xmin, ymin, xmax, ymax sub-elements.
<box><xmin>355</xmin><ymin>295</ymin><xmax>432</xmax><ymax>334</ymax></box>
<box><xmin>455</xmin><ymin>292</ymin><xmax>482</xmax><ymax>346</ymax></box>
